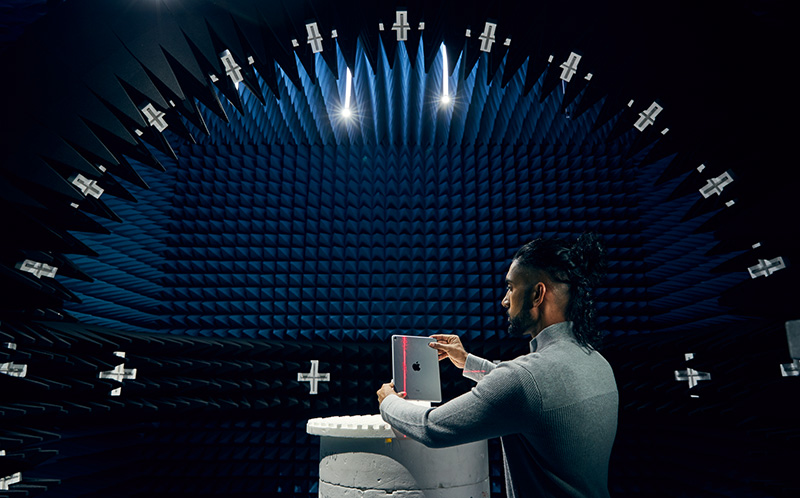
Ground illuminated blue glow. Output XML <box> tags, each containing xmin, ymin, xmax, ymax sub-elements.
<box><xmin>441</xmin><ymin>43</ymin><xmax>450</xmax><ymax>105</ymax></box>
<box><xmin>343</xmin><ymin>67</ymin><xmax>353</xmax><ymax>117</ymax></box>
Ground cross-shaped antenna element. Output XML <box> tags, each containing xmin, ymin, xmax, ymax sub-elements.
<box><xmin>219</xmin><ymin>50</ymin><xmax>243</xmax><ymax>87</ymax></box>
<box><xmin>781</xmin><ymin>320</ymin><xmax>800</xmax><ymax>377</ymax></box>
<box><xmin>634</xmin><ymin>101</ymin><xmax>663</xmax><ymax>131</ymax></box>
<box><xmin>559</xmin><ymin>52</ymin><xmax>581</xmax><ymax>82</ymax></box>
<box><xmin>1</xmin><ymin>473</ymin><xmax>22</xmax><ymax>491</ymax></box>
<box><xmin>699</xmin><ymin>171</ymin><xmax>734</xmax><ymax>198</ymax></box>
<box><xmin>1</xmin><ymin>343</ymin><xmax>27</xmax><ymax>378</ymax></box>
<box><xmin>675</xmin><ymin>353</ymin><xmax>710</xmax><ymax>397</ymax></box>
<box><xmin>748</xmin><ymin>256</ymin><xmax>786</xmax><ymax>279</ymax></box>
<box><xmin>98</xmin><ymin>351</ymin><xmax>137</xmax><ymax>396</ymax></box>
<box><xmin>16</xmin><ymin>259</ymin><xmax>58</xmax><ymax>279</ymax></box>
<box><xmin>675</xmin><ymin>367</ymin><xmax>711</xmax><ymax>389</ymax></box>
<box><xmin>141</xmin><ymin>103</ymin><xmax>168</xmax><ymax>132</ymax></box>
<box><xmin>392</xmin><ymin>11</ymin><xmax>410</xmax><ymax>41</ymax></box>
<box><xmin>306</xmin><ymin>22</ymin><xmax>323</xmax><ymax>53</ymax></box>
<box><xmin>0</xmin><ymin>362</ymin><xmax>27</xmax><ymax>377</ymax></box>
<box><xmin>70</xmin><ymin>173</ymin><xmax>104</xmax><ymax>199</ymax></box>
<box><xmin>298</xmin><ymin>360</ymin><xmax>330</xmax><ymax>395</ymax></box>
<box><xmin>479</xmin><ymin>22</ymin><xmax>497</xmax><ymax>52</ymax></box>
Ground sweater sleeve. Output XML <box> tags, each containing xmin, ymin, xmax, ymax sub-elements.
<box><xmin>462</xmin><ymin>353</ymin><xmax>496</xmax><ymax>382</ymax></box>
<box><xmin>380</xmin><ymin>361</ymin><xmax>540</xmax><ymax>449</ymax></box>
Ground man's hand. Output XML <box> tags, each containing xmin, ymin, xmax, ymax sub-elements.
<box><xmin>429</xmin><ymin>334</ymin><xmax>468</xmax><ymax>369</ymax></box>
<box><xmin>377</xmin><ymin>382</ymin><xmax>406</xmax><ymax>406</ymax></box>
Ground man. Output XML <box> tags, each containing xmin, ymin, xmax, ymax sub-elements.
<box><xmin>377</xmin><ymin>234</ymin><xmax>619</xmax><ymax>497</ymax></box>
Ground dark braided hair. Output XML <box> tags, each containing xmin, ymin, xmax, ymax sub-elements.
<box><xmin>512</xmin><ymin>233</ymin><xmax>608</xmax><ymax>350</ymax></box>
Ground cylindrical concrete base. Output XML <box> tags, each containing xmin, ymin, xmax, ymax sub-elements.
<box><xmin>308</xmin><ymin>415</ymin><xmax>489</xmax><ymax>498</ymax></box>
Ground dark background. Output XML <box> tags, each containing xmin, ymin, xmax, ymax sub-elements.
<box><xmin>0</xmin><ymin>0</ymin><xmax>797</xmax><ymax>496</ymax></box>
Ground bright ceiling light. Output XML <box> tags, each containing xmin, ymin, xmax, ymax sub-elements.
<box><xmin>342</xmin><ymin>67</ymin><xmax>353</xmax><ymax>118</ymax></box>
<box><xmin>440</xmin><ymin>43</ymin><xmax>450</xmax><ymax>106</ymax></box>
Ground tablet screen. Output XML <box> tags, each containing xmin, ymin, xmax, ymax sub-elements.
<box><xmin>391</xmin><ymin>335</ymin><xmax>442</xmax><ymax>402</ymax></box>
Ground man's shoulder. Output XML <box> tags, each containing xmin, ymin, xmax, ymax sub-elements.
<box><xmin>517</xmin><ymin>340</ymin><xmax>613</xmax><ymax>375</ymax></box>
<box><xmin>471</xmin><ymin>358</ymin><xmax>544</xmax><ymax>409</ymax></box>
<box><xmin>480</xmin><ymin>356</ymin><xmax>543</xmax><ymax>393</ymax></box>
<box><xmin>511</xmin><ymin>344</ymin><xmax>617</xmax><ymax>410</ymax></box>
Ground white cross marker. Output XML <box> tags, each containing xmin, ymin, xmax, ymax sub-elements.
<box><xmin>98</xmin><ymin>352</ymin><xmax>137</xmax><ymax>396</ymax></box>
<box><xmin>699</xmin><ymin>171</ymin><xmax>734</xmax><ymax>198</ymax></box>
<box><xmin>70</xmin><ymin>173</ymin><xmax>104</xmax><ymax>199</ymax></box>
<box><xmin>748</xmin><ymin>256</ymin><xmax>786</xmax><ymax>279</ymax></box>
<box><xmin>306</xmin><ymin>22</ymin><xmax>323</xmax><ymax>53</ymax></box>
<box><xmin>634</xmin><ymin>101</ymin><xmax>662</xmax><ymax>131</ymax></box>
<box><xmin>781</xmin><ymin>362</ymin><xmax>800</xmax><ymax>376</ymax></box>
<box><xmin>781</xmin><ymin>320</ymin><xmax>800</xmax><ymax>377</ymax></box>
<box><xmin>1</xmin><ymin>472</ymin><xmax>21</xmax><ymax>491</ymax></box>
<box><xmin>479</xmin><ymin>22</ymin><xmax>497</xmax><ymax>52</ymax></box>
<box><xmin>0</xmin><ymin>360</ymin><xmax>27</xmax><ymax>377</ymax></box>
<box><xmin>16</xmin><ymin>259</ymin><xmax>58</xmax><ymax>279</ymax></box>
<box><xmin>559</xmin><ymin>52</ymin><xmax>581</xmax><ymax>82</ymax></box>
<box><xmin>675</xmin><ymin>367</ymin><xmax>711</xmax><ymax>389</ymax></box>
<box><xmin>141</xmin><ymin>103</ymin><xmax>168</xmax><ymax>132</ymax></box>
<box><xmin>220</xmin><ymin>50</ymin><xmax>243</xmax><ymax>87</ymax></box>
<box><xmin>1</xmin><ymin>343</ymin><xmax>27</xmax><ymax>379</ymax></box>
<box><xmin>298</xmin><ymin>360</ymin><xmax>330</xmax><ymax>395</ymax></box>
<box><xmin>392</xmin><ymin>11</ymin><xmax>410</xmax><ymax>41</ymax></box>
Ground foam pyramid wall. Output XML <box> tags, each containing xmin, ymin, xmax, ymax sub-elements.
<box><xmin>60</xmin><ymin>158</ymin><xmax>175</xmax><ymax>333</ymax></box>
<box><xmin>161</xmin><ymin>140</ymin><xmax>659</xmax><ymax>341</ymax></box>
<box><xmin>60</xmin><ymin>44</ymin><xmax>746</xmax><ymax>341</ymax></box>
<box><xmin>1</xmin><ymin>1</ymin><xmax>795</xmax><ymax>496</ymax></box>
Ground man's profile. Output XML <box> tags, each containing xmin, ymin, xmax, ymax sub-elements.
<box><xmin>377</xmin><ymin>233</ymin><xmax>618</xmax><ymax>497</ymax></box>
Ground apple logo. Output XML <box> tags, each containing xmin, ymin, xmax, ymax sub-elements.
<box><xmin>412</xmin><ymin>361</ymin><xmax>421</xmax><ymax>371</ymax></box>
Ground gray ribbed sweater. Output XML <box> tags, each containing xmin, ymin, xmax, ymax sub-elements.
<box><xmin>380</xmin><ymin>321</ymin><xmax>618</xmax><ymax>497</ymax></box>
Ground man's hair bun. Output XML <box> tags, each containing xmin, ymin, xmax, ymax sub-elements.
<box><xmin>568</xmin><ymin>232</ymin><xmax>607</xmax><ymax>288</ymax></box>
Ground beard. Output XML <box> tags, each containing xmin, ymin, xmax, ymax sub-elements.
<box><xmin>507</xmin><ymin>293</ymin><xmax>537</xmax><ymax>338</ymax></box>
<box><xmin>508</xmin><ymin>312</ymin><xmax>535</xmax><ymax>337</ymax></box>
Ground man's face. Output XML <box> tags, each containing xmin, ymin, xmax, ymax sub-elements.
<box><xmin>502</xmin><ymin>260</ymin><xmax>538</xmax><ymax>338</ymax></box>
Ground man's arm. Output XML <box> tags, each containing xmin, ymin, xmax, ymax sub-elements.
<box><xmin>380</xmin><ymin>361</ymin><xmax>538</xmax><ymax>448</ymax></box>
<box><xmin>429</xmin><ymin>334</ymin><xmax>496</xmax><ymax>381</ymax></box>
<box><xmin>462</xmin><ymin>353</ymin><xmax>496</xmax><ymax>382</ymax></box>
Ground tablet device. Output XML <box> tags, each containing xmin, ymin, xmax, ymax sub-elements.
<box><xmin>391</xmin><ymin>335</ymin><xmax>441</xmax><ymax>402</ymax></box>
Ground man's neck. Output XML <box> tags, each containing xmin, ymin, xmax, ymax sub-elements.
<box><xmin>527</xmin><ymin>317</ymin><xmax>568</xmax><ymax>339</ymax></box>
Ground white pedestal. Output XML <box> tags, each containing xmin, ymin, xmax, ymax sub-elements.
<box><xmin>307</xmin><ymin>415</ymin><xmax>490</xmax><ymax>498</ymax></box>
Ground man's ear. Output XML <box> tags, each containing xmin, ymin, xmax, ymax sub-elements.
<box><xmin>530</xmin><ymin>282</ymin><xmax>546</xmax><ymax>309</ymax></box>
